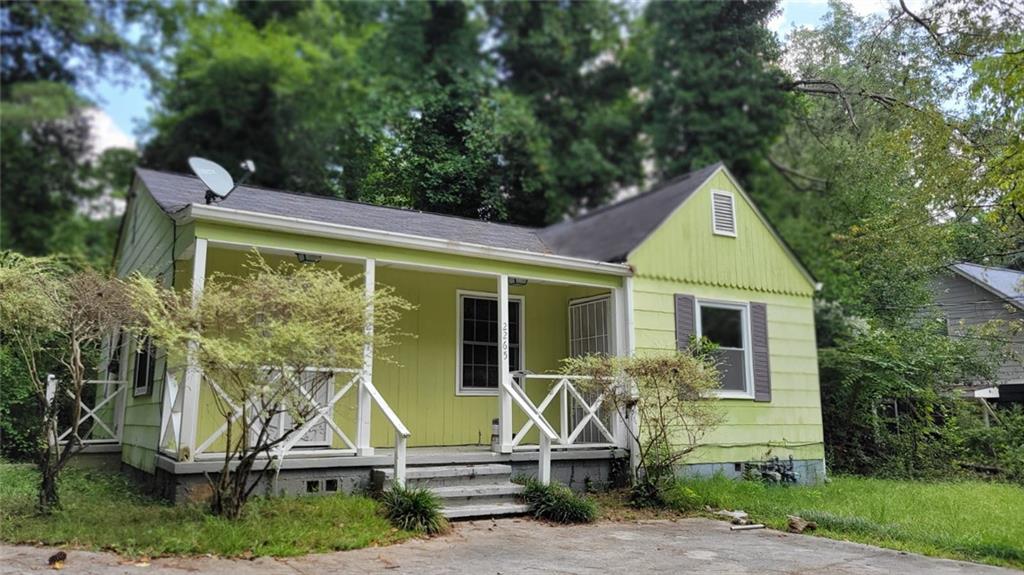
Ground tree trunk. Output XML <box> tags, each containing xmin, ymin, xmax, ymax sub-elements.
<box><xmin>37</xmin><ymin>458</ymin><xmax>60</xmax><ymax>514</ymax></box>
<box><xmin>36</xmin><ymin>414</ymin><xmax>61</xmax><ymax>514</ymax></box>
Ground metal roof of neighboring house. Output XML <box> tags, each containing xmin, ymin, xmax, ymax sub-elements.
<box><xmin>134</xmin><ymin>163</ymin><xmax>725</xmax><ymax>264</ymax></box>
<box><xmin>951</xmin><ymin>262</ymin><xmax>1024</xmax><ymax>310</ymax></box>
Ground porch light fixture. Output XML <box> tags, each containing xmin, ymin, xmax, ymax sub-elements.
<box><xmin>508</xmin><ymin>277</ymin><xmax>529</xmax><ymax>286</ymax></box>
<box><xmin>295</xmin><ymin>252</ymin><xmax>322</xmax><ymax>264</ymax></box>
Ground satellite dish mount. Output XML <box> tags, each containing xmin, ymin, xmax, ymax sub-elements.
<box><xmin>188</xmin><ymin>156</ymin><xmax>256</xmax><ymax>204</ymax></box>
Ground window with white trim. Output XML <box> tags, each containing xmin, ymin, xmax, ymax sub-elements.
<box><xmin>711</xmin><ymin>190</ymin><xmax>737</xmax><ymax>237</ymax></box>
<box><xmin>697</xmin><ymin>300</ymin><xmax>752</xmax><ymax>396</ymax></box>
<box><xmin>133</xmin><ymin>336</ymin><xmax>156</xmax><ymax>396</ymax></box>
<box><xmin>458</xmin><ymin>293</ymin><xmax>523</xmax><ymax>393</ymax></box>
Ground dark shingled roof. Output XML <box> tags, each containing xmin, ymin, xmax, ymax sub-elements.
<box><xmin>136</xmin><ymin>168</ymin><xmax>551</xmax><ymax>254</ymax></box>
<box><xmin>135</xmin><ymin>163</ymin><xmax>724</xmax><ymax>263</ymax></box>
<box><xmin>539</xmin><ymin>162</ymin><xmax>723</xmax><ymax>262</ymax></box>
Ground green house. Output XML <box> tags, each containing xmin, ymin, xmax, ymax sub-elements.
<box><xmin>101</xmin><ymin>161</ymin><xmax>823</xmax><ymax>511</ymax></box>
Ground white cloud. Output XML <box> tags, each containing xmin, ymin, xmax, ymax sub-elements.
<box><xmin>85</xmin><ymin>107</ymin><xmax>135</xmax><ymax>155</ymax></box>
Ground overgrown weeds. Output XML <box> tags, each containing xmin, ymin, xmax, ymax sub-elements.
<box><xmin>0</xmin><ymin>464</ymin><xmax>412</xmax><ymax>557</ymax></box>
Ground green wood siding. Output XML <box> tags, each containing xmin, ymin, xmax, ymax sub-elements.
<box><xmin>628</xmin><ymin>173</ymin><xmax>824</xmax><ymax>464</ymax></box>
<box><xmin>191</xmin><ymin>247</ymin><xmax>610</xmax><ymax>450</ymax></box>
<box><xmin>114</xmin><ymin>185</ymin><xmax>176</xmax><ymax>473</ymax></box>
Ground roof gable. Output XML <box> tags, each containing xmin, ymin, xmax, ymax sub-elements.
<box><xmin>133</xmin><ymin>163</ymin><xmax>809</xmax><ymax>286</ymax></box>
<box><xmin>628</xmin><ymin>168</ymin><xmax>817</xmax><ymax>295</ymax></box>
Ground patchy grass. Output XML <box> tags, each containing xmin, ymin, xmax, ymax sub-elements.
<box><xmin>675</xmin><ymin>475</ymin><xmax>1024</xmax><ymax>570</ymax></box>
<box><xmin>0</xmin><ymin>463</ymin><xmax>413</xmax><ymax>558</ymax></box>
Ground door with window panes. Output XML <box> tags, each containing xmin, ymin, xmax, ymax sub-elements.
<box><xmin>568</xmin><ymin>296</ymin><xmax>614</xmax><ymax>444</ymax></box>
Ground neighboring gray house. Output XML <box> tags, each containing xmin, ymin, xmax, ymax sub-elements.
<box><xmin>932</xmin><ymin>263</ymin><xmax>1024</xmax><ymax>404</ymax></box>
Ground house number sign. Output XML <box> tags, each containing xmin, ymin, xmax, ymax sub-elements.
<box><xmin>501</xmin><ymin>321</ymin><xmax>509</xmax><ymax>361</ymax></box>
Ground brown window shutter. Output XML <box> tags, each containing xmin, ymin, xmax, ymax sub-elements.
<box><xmin>750</xmin><ymin>302</ymin><xmax>772</xmax><ymax>402</ymax></box>
<box><xmin>674</xmin><ymin>294</ymin><xmax>696</xmax><ymax>351</ymax></box>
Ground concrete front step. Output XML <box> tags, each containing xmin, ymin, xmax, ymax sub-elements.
<box><xmin>373</xmin><ymin>463</ymin><xmax>530</xmax><ymax>520</ymax></box>
<box><xmin>442</xmin><ymin>502</ymin><xmax>532</xmax><ymax>520</ymax></box>
<box><xmin>373</xmin><ymin>464</ymin><xmax>514</xmax><ymax>489</ymax></box>
<box><xmin>432</xmin><ymin>483</ymin><xmax>525</xmax><ymax>509</ymax></box>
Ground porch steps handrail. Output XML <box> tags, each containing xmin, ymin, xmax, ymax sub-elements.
<box><xmin>360</xmin><ymin>376</ymin><xmax>411</xmax><ymax>486</ymax></box>
<box><xmin>501</xmin><ymin>375</ymin><xmax>558</xmax><ymax>441</ymax></box>
<box><xmin>500</xmin><ymin>373</ymin><xmax>557</xmax><ymax>485</ymax></box>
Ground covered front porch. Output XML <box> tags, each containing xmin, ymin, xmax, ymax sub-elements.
<box><xmin>155</xmin><ymin>230</ymin><xmax>635</xmax><ymax>486</ymax></box>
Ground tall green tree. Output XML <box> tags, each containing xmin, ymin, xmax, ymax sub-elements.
<box><xmin>640</xmin><ymin>0</ymin><xmax>791</xmax><ymax>184</ymax></box>
<box><xmin>768</xmin><ymin>1</ymin><xmax>1022</xmax><ymax>317</ymax></box>
<box><xmin>361</xmin><ymin>1</ymin><xmax>553</xmax><ymax>223</ymax></box>
<box><xmin>142</xmin><ymin>4</ymin><xmax>377</xmax><ymax>198</ymax></box>
<box><xmin>488</xmin><ymin>1</ymin><xmax>643</xmax><ymax>219</ymax></box>
<box><xmin>1</xmin><ymin>0</ymin><xmax>146</xmax><ymax>261</ymax></box>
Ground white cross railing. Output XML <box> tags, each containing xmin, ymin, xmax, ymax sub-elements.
<box><xmin>160</xmin><ymin>365</ymin><xmax>187</xmax><ymax>455</ymax></box>
<box><xmin>159</xmin><ymin>365</ymin><xmax>411</xmax><ymax>486</ymax></box>
<box><xmin>54</xmin><ymin>378</ymin><xmax>127</xmax><ymax>445</ymax></box>
<box><xmin>509</xmin><ymin>374</ymin><xmax>619</xmax><ymax>450</ymax></box>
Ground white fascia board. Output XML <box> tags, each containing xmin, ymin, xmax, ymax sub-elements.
<box><xmin>175</xmin><ymin>203</ymin><xmax>633</xmax><ymax>278</ymax></box>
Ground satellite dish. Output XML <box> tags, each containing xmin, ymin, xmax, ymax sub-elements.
<box><xmin>187</xmin><ymin>156</ymin><xmax>256</xmax><ymax>204</ymax></box>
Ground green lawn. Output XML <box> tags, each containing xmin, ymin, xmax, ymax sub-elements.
<box><xmin>0</xmin><ymin>463</ymin><xmax>413</xmax><ymax>558</ymax></box>
<box><xmin>678</xmin><ymin>475</ymin><xmax>1024</xmax><ymax>570</ymax></box>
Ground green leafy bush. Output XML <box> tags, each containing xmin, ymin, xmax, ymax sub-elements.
<box><xmin>0</xmin><ymin>344</ymin><xmax>41</xmax><ymax>461</ymax></box>
<box><xmin>377</xmin><ymin>483</ymin><xmax>449</xmax><ymax>535</ymax></box>
<box><xmin>819</xmin><ymin>319</ymin><xmax>1004</xmax><ymax>479</ymax></box>
<box><xmin>520</xmin><ymin>479</ymin><xmax>597</xmax><ymax>524</ymax></box>
<box><xmin>957</xmin><ymin>405</ymin><xmax>1024</xmax><ymax>483</ymax></box>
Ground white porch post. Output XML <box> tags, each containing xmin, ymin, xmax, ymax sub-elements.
<box><xmin>497</xmin><ymin>274</ymin><xmax>513</xmax><ymax>453</ymax></box>
<box><xmin>611</xmin><ymin>282</ymin><xmax>630</xmax><ymax>449</ymax></box>
<box><xmin>357</xmin><ymin>258</ymin><xmax>375</xmax><ymax>456</ymax></box>
<box><xmin>622</xmin><ymin>276</ymin><xmax>640</xmax><ymax>479</ymax></box>
<box><xmin>178</xmin><ymin>238</ymin><xmax>207</xmax><ymax>461</ymax></box>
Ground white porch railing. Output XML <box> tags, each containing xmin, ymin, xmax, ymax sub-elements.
<box><xmin>53</xmin><ymin>377</ymin><xmax>127</xmax><ymax>446</ymax></box>
<box><xmin>159</xmin><ymin>365</ymin><xmax>411</xmax><ymax>486</ymax></box>
<box><xmin>509</xmin><ymin>374</ymin><xmax>619</xmax><ymax>450</ymax></box>
<box><xmin>499</xmin><ymin>373</ymin><xmax>559</xmax><ymax>484</ymax></box>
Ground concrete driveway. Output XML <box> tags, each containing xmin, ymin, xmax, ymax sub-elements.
<box><xmin>1</xmin><ymin>518</ymin><xmax>1016</xmax><ymax>574</ymax></box>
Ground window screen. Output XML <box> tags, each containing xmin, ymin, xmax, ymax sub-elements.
<box><xmin>460</xmin><ymin>296</ymin><xmax>521</xmax><ymax>390</ymax></box>
<box><xmin>699</xmin><ymin>304</ymin><xmax>748</xmax><ymax>392</ymax></box>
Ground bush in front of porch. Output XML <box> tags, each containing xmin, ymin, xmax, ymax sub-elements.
<box><xmin>519</xmin><ymin>478</ymin><xmax>598</xmax><ymax>524</ymax></box>
<box><xmin>129</xmin><ymin>252</ymin><xmax>413</xmax><ymax>520</ymax></box>
<box><xmin>562</xmin><ymin>343</ymin><xmax>724</xmax><ymax>509</ymax></box>
<box><xmin>0</xmin><ymin>463</ymin><xmax>415</xmax><ymax>558</ymax></box>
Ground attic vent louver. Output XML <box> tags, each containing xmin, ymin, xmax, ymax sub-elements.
<box><xmin>711</xmin><ymin>191</ymin><xmax>737</xmax><ymax>237</ymax></box>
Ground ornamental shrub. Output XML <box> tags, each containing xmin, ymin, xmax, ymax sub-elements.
<box><xmin>378</xmin><ymin>483</ymin><xmax>449</xmax><ymax>535</ymax></box>
<box><xmin>520</xmin><ymin>478</ymin><xmax>597</xmax><ymax>524</ymax></box>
